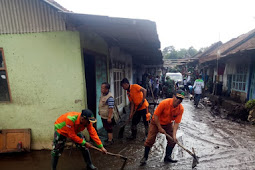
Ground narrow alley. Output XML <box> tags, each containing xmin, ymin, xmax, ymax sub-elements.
<box><xmin>1</xmin><ymin>99</ymin><xmax>255</xmax><ymax>170</ymax></box>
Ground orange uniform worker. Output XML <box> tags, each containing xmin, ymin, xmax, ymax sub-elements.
<box><xmin>51</xmin><ymin>109</ymin><xmax>107</xmax><ymax>170</ymax></box>
<box><xmin>140</xmin><ymin>90</ymin><xmax>185</xmax><ymax>166</ymax></box>
<box><xmin>121</xmin><ymin>78</ymin><xmax>149</xmax><ymax>140</ymax></box>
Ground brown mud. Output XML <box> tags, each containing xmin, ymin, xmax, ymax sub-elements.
<box><xmin>1</xmin><ymin>99</ymin><xmax>255</xmax><ymax>170</ymax></box>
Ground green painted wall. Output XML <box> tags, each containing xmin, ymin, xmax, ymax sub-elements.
<box><xmin>95</xmin><ymin>56</ymin><xmax>108</xmax><ymax>129</ymax></box>
<box><xmin>0</xmin><ymin>31</ymin><xmax>86</xmax><ymax>149</ymax></box>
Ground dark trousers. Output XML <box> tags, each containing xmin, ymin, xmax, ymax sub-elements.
<box><xmin>51</xmin><ymin>131</ymin><xmax>95</xmax><ymax>170</ymax></box>
<box><xmin>194</xmin><ymin>94</ymin><xmax>201</xmax><ymax>106</ymax></box>
<box><xmin>51</xmin><ymin>131</ymin><xmax>84</xmax><ymax>157</ymax></box>
<box><xmin>132</xmin><ymin>109</ymin><xmax>148</xmax><ymax>129</ymax></box>
<box><xmin>184</xmin><ymin>85</ymin><xmax>189</xmax><ymax>92</ymax></box>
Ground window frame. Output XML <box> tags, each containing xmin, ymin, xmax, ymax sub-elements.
<box><xmin>0</xmin><ymin>48</ymin><xmax>12</xmax><ymax>102</ymax></box>
<box><xmin>232</xmin><ymin>64</ymin><xmax>248</xmax><ymax>92</ymax></box>
<box><xmin>113</xmin><ymin>69</ymin><xmax>125</xmax><ymax>107</ymax></box>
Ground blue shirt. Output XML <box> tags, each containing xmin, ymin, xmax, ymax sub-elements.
<box><xmin>106</xmin><ymin>96</ymin><xmax>114</xmax><ymax>109</ymax></box>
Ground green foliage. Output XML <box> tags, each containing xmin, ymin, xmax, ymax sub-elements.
<box><xmin>188</xmin><ymin>47</ymin><xmax>198</xmax><ymax>57</ymax></box>
<box><xmin>164</xmin><ymin>77</ymin><xmax>175</xmax><ymax>98</ymax></box>
<box><xmin>198</xmin><ymin>47</ymin><xmax>209</xmax><ymax>53</ymax></box>
<box><xmin>163</xmin><ymin>45</ymin><xmax>198</xmax><ymax>59</ymax></box>
<box><xmin>245</xmin><ymin>99</ymin><xmax>255</xmax><ymax>111</ymax></box>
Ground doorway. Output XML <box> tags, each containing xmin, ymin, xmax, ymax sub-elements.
<box><xmin>84</xmin><ymin>53</ymin><xmax>96</xmax><ymax>117</ymax></box>
<box><xmin>84</xmin><ymin>52</ymin><xmax>108</xmax><ymax>129</ymax></box>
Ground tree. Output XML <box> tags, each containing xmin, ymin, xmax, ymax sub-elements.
<box><xmin>162</xmin><ymin>46</ymin><xmax>175</xmax><ymax>56</ymax></box>
<box><xmin>162</xmin><ymin>46</ymin><xmax>178</xmax><ymax>59</ymax></box>
<box><xmin>177</xmin><ymin>48</ymin><xmax>188</xmax><ymax>58</ymax></box>
<box><xmin>187</xmin><ymin>46</ymin><xmax>198</xmax><ymax>57</ymax></box>
<box><xmin>199</xmin><ymin>47</ymin><xmax>209</xmax><ymax>53</ymax></box>
<box><xmin>162</xmin><ymin>46</ymin><xmax>198</xmax><ymax>59</ymax></box>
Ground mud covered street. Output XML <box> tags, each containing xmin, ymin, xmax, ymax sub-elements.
<box><xmin>1</xmin><ymin>99</ymin><xmax>255</xmax><ymax>170</ymax></box>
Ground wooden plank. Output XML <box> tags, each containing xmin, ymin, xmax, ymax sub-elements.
<box><xmin>0</xmin><ymin>129</ymin><xmax>31</xmax><ymax>153</ymax></box>
<box><xmin>6</xmin><ymin>133</ymin><xmax>25</xmax><ymax>149</ymax></box>
<box><xmin>0</xmin><ymin>133</ymin><xmax>3</xmax><ymax>150</ymax></box>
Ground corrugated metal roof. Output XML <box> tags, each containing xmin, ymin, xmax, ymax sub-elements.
<box><xmin>43</xmin><ymin>0</ymin><xmax>69</xmax><ymax>12</ymax></box>
<box><xmin>0</xmin><ymin>0</ymin><xmax>66</xmax><ymax>34</ymax></box>
<box><xmin>64</xmin><ymin>12</ymin><xmax>163</xmax><ymax>65</ymax></box>
<box><xmin>199</xmin><ymin>29</ymin><xmax>255</xmax><ymax>64</ymax></box>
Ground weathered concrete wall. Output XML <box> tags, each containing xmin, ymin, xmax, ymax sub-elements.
<box><xmin>223</xmin><ymin>62</ymin><xmax>236</xmax><ymax>92</ymax></box>
<box><xmin>109</xmin><ymin>46</ymin><xmax>133</xmax><ymax>114</ymax></box>
<box><xmin>80</xmin><ymin>30</ymin><xmax>108</xmax><ymax>56</ymax></box>
<box><xmin>80</xmin><ymin>30</ymin><xmax>109</xmax><ymax>130</ymax></box>
<box><xmin>95</xmin><ymin>56</ymin><xmax>107</xmax><ymax>129</ymax></box>
<box><xmin>249</xmin><ymin>61</ymin><xmax>255</xmax><ymax>100</ymax></box>
<box><xmin>229</xmin><ymin>57</ymin><xmax>250</xmax><ymax>102</ymax></box>
<box><xmin>0</xmin><ymin>31</ymin><xmax>86</xmax><ymax>149</ymax></box>
<box><xmin>230</xmin><ymin>90</ymin><xmax>247</xmax><ymax>103</ymax></box>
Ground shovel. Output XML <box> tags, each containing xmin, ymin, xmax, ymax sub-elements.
<box><xmin>90</xmin><ymin>145</ymin><xmax>128</xmax><ymax>169</ymax></box>
<box><xmin>118</xmin><ymin>107</ymin><xmax>138</xmax><ymax>139</ymax></box>
<box><xmin>165</xmin><ymin>133</ymin><xmax>199</xmax><ymax>168</ymax></box>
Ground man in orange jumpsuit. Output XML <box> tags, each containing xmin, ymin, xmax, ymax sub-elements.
<box><xmin>51</xmin><ymin>109</ymin><xmax>107</xmax><ymax>170</ymax></box>
<box><xmin>121</xmin><ymin>78</ymin><xmax>149</xmax><ymax>140</ymax></box>
<box><xmin>140</xmin><ymin>90</ymin><xmax>185</xmax><ymax>166</ymax></box>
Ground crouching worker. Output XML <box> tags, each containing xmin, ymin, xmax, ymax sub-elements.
<box><xmin>51</xmin><ymin>109</ymin><xmax>107</xmax><ymax>170</ymax></box>
<box><xmin>140</xmin><ymin>90</ymin><xmax>185</xmax><ymax>166</ymax></box>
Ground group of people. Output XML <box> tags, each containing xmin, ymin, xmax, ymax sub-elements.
<box><xmin>141</xmin><ymin>73</ymin><xmax>161</xmax><ymax>99</ymax></box>
<box><xmin>51</xmin><ymin>75</ymin><xmax>204</xmax><ymax>170</ymax></box>
<box><xmin>141</xmin><ymin>72</ymin><xmax>178</xmax><ymax>100</ymax></box>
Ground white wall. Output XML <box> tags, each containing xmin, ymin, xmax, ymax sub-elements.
<box><xmin>222</xmin><ymin>62</ymin><xmax>236</xmax><ymax>91</ymax></box>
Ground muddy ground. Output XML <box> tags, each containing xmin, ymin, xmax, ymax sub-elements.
<box><xmin>1</xmin><ymin>99</ymin><xmax>255</xmax><ymax>170</ymax></box>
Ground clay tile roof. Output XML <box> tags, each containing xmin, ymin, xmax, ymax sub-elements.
<box><xmin>199</xmin><ymin>28</ymin><xmax>255</xmax><ymax>64</ymax></box>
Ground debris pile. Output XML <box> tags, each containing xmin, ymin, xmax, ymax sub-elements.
<box><xmin>248</xmin><ymin>109</ymin><xmax>255</xmax><ymax>125</ymax></box>
<box><xmin>209</xmin><ymin>97</ymin><xmax>249</xmax><ymax>122</ymax></box>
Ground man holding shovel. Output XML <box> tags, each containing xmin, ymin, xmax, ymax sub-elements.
<box><xmin>51</xmin><ymin>109</ymin><xmax>107</xmax><ymax>170</ymax></box>
<box><xmin>121</xmin><ymin>78</ymin><xmax>149</xmax><ymax>140</ymax></box>
<box><xmin>140</xmin><ymin>90</ymin><xmax>185</xmax><ymax>166</ymax></box>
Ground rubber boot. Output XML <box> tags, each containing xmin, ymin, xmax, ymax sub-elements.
<box><xmin>127</xmin><ymin>127</ymin><xmax>137</xmax><ymax>140</ymax></box>
<box><xmin>164</xmin><ymin>146</ymin><xmax>178</xmax><ymax>163</ymax></box>
<box><xmin>51</xmin><ymin>155</ymin><xmax>59</xmax><ymax>170</ymax></box>
<box><xmin>140</xmin><ymin>146</ymin><xmax>150</xmax><ymax>166</ymax></box>
<box><xmin>145</xmin><ymin>126</ymin><xmax>148</xmax><ymax>137</ymax></box>
<box><xmin>143</xmin><ymin>126</ymin><xmax>148</xmax><ymax>141</ymax></box>
<box><xmin>81</xmin><ymin>148</ymin><xmax>98</xmax><ymax>170</ymax></box>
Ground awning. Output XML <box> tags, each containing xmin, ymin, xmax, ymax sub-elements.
<box><xmin>63</xmin><ymin>12</ymin><xmax>163</xmax><ymax>65</ymax></box>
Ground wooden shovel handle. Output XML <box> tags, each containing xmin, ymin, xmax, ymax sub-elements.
<box><xmin>165</xmin><ymin>133</ymin><xmax>194</xmax><ymax>157</ymax></box>
<box><xmin>90</xmin><ymin>145</ymin><xmax>127</xmax><ymax>160</ymax></box>
<box><xmin>149</xmin><ymin>84</ymin><xmax>156</xmax><ymax>103</ymax></box>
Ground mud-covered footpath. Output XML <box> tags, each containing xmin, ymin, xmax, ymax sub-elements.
<box><xmin>1</xmin><ymin>99</ymin><xmax>255</xmax><ymax>170</ymax></box>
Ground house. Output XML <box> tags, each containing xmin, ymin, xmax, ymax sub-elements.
<box><xmin>0</xmin><ymin>0</ymin><xmax>162</xmax><ymax>149</ymax></box>
<box><xmin>197</xmin><ymin>29</ymin><xmax>255</xmax><ymax>102</ymax></box>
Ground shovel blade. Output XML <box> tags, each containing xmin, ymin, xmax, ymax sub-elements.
<box><xmin>120</xmin><ymin>159</ymin><xmax>127</xmax><ymax>170</ymax></box>
<box><xmin>192</xmin><ymin>155</ymin><xmax>199</xmax><ymax>168</ymax></box>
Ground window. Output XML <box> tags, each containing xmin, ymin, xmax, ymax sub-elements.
<box><xmin>114</xmin><ymin>69</ymin><xmax>124</xmax><ymax>106</ymax></box>
<box><xmin>0</xmin><ymin>49</ymin><xmax>11</xmax><ymax>101</ymax></box>
<box><xmin>232</xmin><ymin>64</ymin><xmax>248</xmax><ymax>92</ymax></box>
